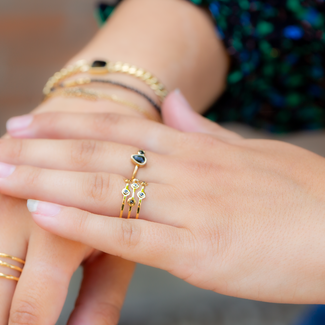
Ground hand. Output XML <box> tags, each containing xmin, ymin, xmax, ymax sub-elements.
<box><xmin>0</xmin><ymin>97</ymin><xmax>137</xmax><ymax>325</ymax></box>
<box><xmin>2</xmin><ymin>91</ymin><xmax>325</xmax><ymax>304</ymax></box>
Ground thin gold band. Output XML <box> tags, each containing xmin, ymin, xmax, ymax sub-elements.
<box><xmin>120</xmin><ymin>179</ymin><xmax>131</xmax><ymax>218</ymax></box>
<box><xmin>0</xmin><ymin>273</ymin><xmax>20</xmax><ymax>282</ymax></box>
<box><xmin>127</xmin><ymin>179</ymin><xmax>140</xmax><ymax>219</ymax></box>
<box><xmin>136</xmin><ymin>182</ymin><xmax>147</xmax><ymax>219</ymax></box>
<box><xmin>44</xmin><ymin>87</ymin><xmax>156</xmax><ymax>121</ymax></box>
<box><xmin>0</xmin><ymin>253</ymin><xmax>25</xmax><ymax>265</ymax></box>
<box><xmin>0</xmin><ymin>260</ymin><xmax>23</xmax><ymax>273</ymax></box>
<box><xmin>0</xmin><ymin>253</ymin><xmax>25</xmax><ymax>282</ymax></box>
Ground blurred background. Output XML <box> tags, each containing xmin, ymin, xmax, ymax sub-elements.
<box><xmin>1</xmin><ymin>0</ymin><xmax>325</xmax><ymax>324</ymax></box>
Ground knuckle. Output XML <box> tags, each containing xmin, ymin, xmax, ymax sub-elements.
<box><xmin>12</xmin><ymin>139</ymin><xmax>24</xmax><ymax>161</ymax></box>
<box><xmin>93</xmin><ymin>113</ymin><xmax>123</xmax><ymax>135</ymax></box>
<box><xmin>23</xmin><ymin>167</ymin><xmax>42</xmax><ymax>187</ymax></box>
<box><xmin>85</xmin><ymin>172</ymin><xmax>110</xmax><ymax>202</ymax></box>
<box><xmin>94</xmin><ymin>302</ymin><xmax>120</xmax><ymax>325</ymax></box>
<box><xmin>118</xmin><ymin>221</ymin><xmax>141</xmax><ymax>250</ymax></box>
<box><xmin>0</xmin><ymin>139</ymin><xmax>24</xmax><ymax>162</ymax></box>
<box><xmin>74</xmin><ymin>301</ymin><xmax>120</xmax><ymax>325</ymax></box>
<box><xmin>10</xmin><ymin>298</ymin><xmax>40</xmax><ymax>325</ymax></box>
<box><xmin>175</xmin><ymin>132</ymin><xmax>221</xmax><ymax>151</ymax></box>
<box><xmin>71</xmin><ymin>140</ymin><xmax>98</xmax><ymax>167</ymax></box>
<box><xmin>75</xmin><ymin>211</ymin><xmax>92</xmax><ymax>234</ymax></box>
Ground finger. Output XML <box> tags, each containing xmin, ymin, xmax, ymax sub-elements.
<box><xmin>68</xmin><ymin>254</ymin><xmax>135</xmax><ymax>325</ymax></box>
<box><xmin>0</xmin><ymin>139</ymin><xmax>168</xmax><ymax>182</ymax></box>
<box><xmin>28</xmin><ymin>201</ymin><xmax>190</xmax><ymax>274</ymax></box>
<box><xmin>6</xmin><ymin>112</ymin><xmax>180</xmax><ymax>154</ymax></box>
<box><xmin>0</xmin><ymin>196</ymin><xmax>29</xmax><ymax>324</ymax></box>
<box><xmin>9</xmin><ymin>227</ymin><xmax>87</xmax><ymax>325</ymax></box>
<box><xmin>162</xmin><ymin>90</ymin><xmax>242</xmax><ymax>140</ymax></box>
<box><xmin>0</xmin><ymin>163</ymin><xmax>176</xmax><ymax>224</ymax></box>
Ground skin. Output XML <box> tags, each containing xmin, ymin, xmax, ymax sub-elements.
<box><xmin>0</xmin><ymin>0</ymin><xmax>228</xmax><ymax>324</ymax></box>
<box><xmin>1</xmin><ymin>91</ymin><xmax>325</xmax><ymax>306</ymax></box>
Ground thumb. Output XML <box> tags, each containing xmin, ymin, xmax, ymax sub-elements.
<box><xmin>162</xmin><ymin>90</ymin><xmax>242</xmax><ymax>140</ymax></box>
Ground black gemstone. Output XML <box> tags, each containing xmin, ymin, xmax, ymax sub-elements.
<box><xmin>139</xmin><ymin>150</ymin><xmax>145</xmax><ymax>155</ymax></box>
<box><xmin>133</xmin><ymin>155</ymin><xmax>145</xmax><ymax>164</ymax></box>
<box><xmin>91</xmin><ymin>60</ymin><xmax>107</xmax><ymax>68</ymax></box>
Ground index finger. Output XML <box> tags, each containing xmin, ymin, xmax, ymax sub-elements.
<box><xmin>6</xmin><ymin>112</ymin><xmax>180</xmax><ymax>154</ymax></box>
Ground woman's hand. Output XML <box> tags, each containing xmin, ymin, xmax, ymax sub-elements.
<box><xmin>1</xmin><ymin>91</ymin><xmax>325</xmax><ymax>304</ymax></box>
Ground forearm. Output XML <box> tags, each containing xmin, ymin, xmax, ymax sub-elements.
<box><xmin>67</xmin><ymin>0</ymin><xmax>228</xmax><ymax>115</ymax></box>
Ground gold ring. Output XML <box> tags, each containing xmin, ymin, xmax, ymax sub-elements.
<box><xmin>0</xmin><ymin>253</ymin><xmax>25</xmax><ymax>281</ymax></box>
<box><xmin>131</xmin><ymin>150</ymin><xmax>147</xmax><ymax>180</ymax></box>
<box><xmin>120</xmin><ymin>150</ymin><xmax>148</xmax><ymax>219</ymax></box>
<box><xmin>136</xmin><ymin>182</ymin><xmax>147</xmax><ymax>219</ymax></box>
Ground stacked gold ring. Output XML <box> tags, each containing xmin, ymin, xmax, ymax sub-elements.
<box><xmin>0</xmin><ymin>253</ymin><xmax>25</xmax><ymax>281</ymax></box>
<box><xmin>120</xmin><ymin>151</ymin><xmax>148</xmax><ymax>219</ymax></box>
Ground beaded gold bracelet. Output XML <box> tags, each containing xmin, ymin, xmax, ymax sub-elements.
<box><xmin>43</xmin><ymin>60</ymin><xmax>168</xmax><ymax>103</ymax></box>
<box><xmin>45</xmin><ymin>87</ymin><xmax>156</xmax><ymax>121</ymax></box>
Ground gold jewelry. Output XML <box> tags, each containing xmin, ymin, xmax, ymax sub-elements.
<box><xmin>127</xmin><ymin>179</ymin><xmax>140</xmax><ymax>219</ymax></box>
<box><xmin>136</xmin><ymin>182</ymin><xmax>147</xmax><ymax>219</ymax></box>
<box><xmin>43</xmin><ymin>60</ymin><xmax>168</xmax><ymax>103</ymax></box>
<box><xmin>131</xmin><ymin>150</ymin><xmax>147</xmax><ymax>181</ymax></box>
<box><xmin>0</xmin><ymin>253</ymin><xmax>25</xmax><ymax>282</ymax></box>
<box><xmin>120</xmin><ymin>150</ymin><xmax>148</xmax><ymax>219</ymax></box>
<box><xmin>45</xmin><ymin>87</ymin><xmax>155</xmax><ymax>121</ymax></box>
<box><xmin>120</xmin><ymin>179</ymin><xmax>131</xmax><ymax>218</ymax></box>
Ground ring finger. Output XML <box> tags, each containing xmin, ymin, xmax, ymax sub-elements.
<box><xmin>0</xmin><ymin>164</ymin><xmax>181</xmax><ymax>226</ymax></box>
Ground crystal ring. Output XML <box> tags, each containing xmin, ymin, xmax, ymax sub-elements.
<box><xmin>120</xmin><ymin>150</ymin><xmax>148</xmax><ymax>219</ymax></box>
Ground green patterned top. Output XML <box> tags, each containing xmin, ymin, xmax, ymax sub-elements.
<box><xmin>97</xmin><ymin>0</ymin><xmax>325</xmax><ymax>133</ymax></box>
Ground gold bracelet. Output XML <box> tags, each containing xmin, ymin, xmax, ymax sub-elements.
<box><xmin>43</xmin><ymin>60</ymin><xmax>168</xmax><ymax>103</ymax></box>
<box><xmin>45</xmin><ymin>87</ymin><xmax>156</xmax><ymax>121</ymax></box>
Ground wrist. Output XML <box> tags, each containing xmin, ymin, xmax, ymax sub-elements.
<box><xmin>69</xmin><ymin>0</ymin><xmax>228</xmax><ymax>114</ymax></box>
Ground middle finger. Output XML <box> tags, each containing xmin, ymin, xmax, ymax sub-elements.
<box><xmin>0</xmin><ymin>138</ymin><xmax>169</xmax><ymax>183</ymax></box>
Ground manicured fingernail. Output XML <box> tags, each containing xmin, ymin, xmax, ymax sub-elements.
<box><xmin>6</xmin><ymin>115</ymin><xmax>33</xmax><ymax>132</ymax></box>
<box><xmin>0</xmin><ymin>162</ymin><xmax>16</xmax><ymax>178</ymax></box>
<box><xmin>27</xmin><ymin>200</ymin><xmax>61</xmax><ymax>217</ymax></box>
<box><xmin>174</xmin><ymin>89</ymin><xmax>193</xmax><ymax>112</ymax></box>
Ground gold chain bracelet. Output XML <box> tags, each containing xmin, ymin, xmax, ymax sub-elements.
<box><xmin>43</xmin><ymin>60</ymin><xmax>168</xmax><ymax>103</ymax></box>
<box><xmin>45</xmin><ymin>87</ymin><xmax>156</xmax><ymax>121</ymax></box>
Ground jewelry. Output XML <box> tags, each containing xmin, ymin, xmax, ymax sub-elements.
<box><xmin>127</xmin><ymin>179</ymin><xmax>140</xmax><ymax>219</ymax></box>
<box><xmin>0</xmin><ymin>253</ymin><xmax>25</xmax><ymax>281</ymax></box>
<box><xmin>120</xmin><ymin>150</ymin><xmax>148</xmax><ymax>219</ymax></box>
<box><xmin>61</xmin><ymin>78</ymin><xmax>161</xmax><ymax>112</ymax></box>
<box><xmin>43</xmin><ymin>59</ymin><xmax>168</xmax><ymax>104</ymax></box>
<box><xmin>136</xmin><ymin>182</ymin><xmax>147</xmax><ymax>219</ymax></box>
<box><xmin>45</xmin><ymin>87</ymin><xmax>156</xmax><ymax>121</ymax></box>
<box><xmin>131</xmin><ymin>150</ymin><xmax>147</xmax><ymax>181</ymax></box>
<box><xmin>120</xmin><ymin>179</ymin><xmax>131</xmax><ymax>218</ymax></box>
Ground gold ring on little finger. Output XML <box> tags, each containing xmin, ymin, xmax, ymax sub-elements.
<box><xmin>0</xmin><ymin>253</ymin><xmax>25</xmax><ymax>281</ymax></box>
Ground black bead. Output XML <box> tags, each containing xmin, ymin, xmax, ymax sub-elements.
<box><xmin>91</xmin><ymin>60</ymin><xmax>107</xmax><ymax>68</ymax></box>
<box><xmin>133</xmin><ymin>155</ymin><xmax>145</xmax><ymax>164</ymax></box>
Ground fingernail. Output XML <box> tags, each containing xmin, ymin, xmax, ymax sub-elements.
<box><xmin>27</xmin><ymin>200</ymin><xmax>61</xmax><ymax>217</ymax></box>
<box><xmin>0</xmin><ymin>162</ymin><xmax>16</xmax><ymax>178</ymax></box>
<box><xmin>6</xmin><ymin>115</ymin><xmax>33</xmax><ymax>132</ymax></box>
<box><xmin>173</xmin><ymin>89</ymin><xmax>193</xmax><ymax>112</ymax></box>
